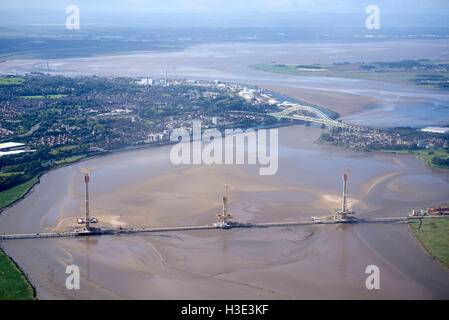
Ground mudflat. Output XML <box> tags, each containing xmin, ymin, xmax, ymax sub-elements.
<box><xmin>1</xmin><ymin>126</ymin><xmax>449</xmax><ymax>299</ymax></box>
<box><xmin>259</xmin><ymin>85</ymin><xmax>379</xmax><ymax>116</ymax></box>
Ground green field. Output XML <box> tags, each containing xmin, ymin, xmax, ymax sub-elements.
<box><xmin>49</xmin><ymin>144</ymin><xmax>79</xmax><ymax>155</ymax></box>
<box><xmin>253</xmin><ymin>63</ymin><xmax>330</xmax><ymax>74</ymax></box>
<box><xmin>252</xmin><ymin>62</ymin><xmax>449</xmax><ymax>88</ymax></box>
<box><xmin>0</xmin><ymin>175</ymin><xmax>39</xmax><ymax>210</ymax></box>
<box><xmin>379</xmin><ymin>148</ymin><xmax>449</xmax><ymax>168</ymax></box>
<box><xmin>0</xmin><ymin>176</ymin><xmax>38</xmax><ymax>300</ymax></box>
<box><xmin>0</xmin><ymin>77</ymin><xmax>25</xmax><ymax>85</ymax></box>
<box><xmin>0</xmin><ymin>172</ymin><xmax>24</xmax><ymax>178</ymax></box>
<box><xmin>0</xmin><ymin>248</ymin><xmax>35</xmax><ymax>300</ymax></box>
<box><xmin>20</xmin><ymin>94</ymin><xmax>68</xmax><ymax>99</ymax></box>
<box><xmin>53</xmin><ymin>155</ymin><xmax>85</xmax><ymax>165</ymax></box>
<box><xmin>0</xmin><ymin>156</ymin><xmax>84</xmax><ymax>300</ymax></box>
<box><xmin>409</xmin><ymin>218</ymin><xmax>449</xmax><ymax>269</ymax></box>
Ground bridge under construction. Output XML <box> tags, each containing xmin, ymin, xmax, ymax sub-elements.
<box><xmin>1</xmin><ymin>169</ymin><xmax>447</xmax><ymax>241</ymax></box>
<box><xmin>0</xmin><ymin>215</ymin><xmax>444</xmax><ymax>241</ymax></box>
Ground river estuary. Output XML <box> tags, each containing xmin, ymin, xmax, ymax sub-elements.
<box><xmin>1</xmin><ymin>40</ymin><xmax>449</xmax><ymax>299</ymax></box>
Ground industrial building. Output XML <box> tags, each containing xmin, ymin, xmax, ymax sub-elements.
<box><xmin>0</xmin><ymin>142</ymin><xmax>29</xmax><ymax>157</ymax></box>
<box><xmin>410</xmin><ymin>206</ymin><xmax>449</xmax><ymax>217</ymax></box>
<box><xmin>421</xmin><ymin>126</ymin><xmax>449</xmax><ymax>134</ymax></box>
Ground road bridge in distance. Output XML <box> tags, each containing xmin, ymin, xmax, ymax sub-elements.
<box><xmin>268</xmin><ymin>105</ymin><xmax>348</xmax><ymax>128</ymax></box>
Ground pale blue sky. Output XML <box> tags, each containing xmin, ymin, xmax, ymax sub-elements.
<box><xmin>1</xmin><ymin>0</ymin><xmax>448</xmax><ymax>14</ymax></box>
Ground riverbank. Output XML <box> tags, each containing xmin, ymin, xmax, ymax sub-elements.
<box><xmin>0</xmin><ymin>247</ymin><xmax>35</xmax><ymax>300</ymax></box>
<box><xmin>317</xmin><ymin>131</ymin><xmax>449</xmax><ymax>171</ymax></box>
<box><xmin>0</xmin><ymin>156</ymin><xmax>89</xmax><ymax>212</ymax></box>
<box><xmin>0</xmin><ymin>175</ymin><xmax>43</xmax><ymax>300</ymax></box>
<box><xmin>379</xmin><ymin>148</ymin><xmax>449</xmax><ymax>169</ymax></box>
<box><xmin>0</xmin><ymin>118</ymin><xmax>301</xmax><ymax>214</ymax></box>
<box><xmin>0</xmin><ymin>176</ymin><xmax>39</xmax><ymax>211</ymax></box>
<box><xmin>258</xmin><ymin>84</ymin><xmax>377</xmax><ymax>117</ymax></box>
<box><xmin>409</xmin><ymin>217</ymin><xmax>449</xmax><ymax>270</ymax></box>
<box><xmin>252</xmin><ymin>61</ymin><xmax>449</xmax><ymax>90</ymax></box>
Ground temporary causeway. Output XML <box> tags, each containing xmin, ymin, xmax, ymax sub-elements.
<box><xmin>1</xmin><ymin>215</ymin><xmax>446</xmax><ymax>241</ymax></box>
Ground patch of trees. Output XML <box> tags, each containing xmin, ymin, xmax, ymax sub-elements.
<box><xmin>431</xmin><ymin>157</ymin><xmax>449</xmax><ymax>168</ymax></box>
<box><xmin>376</xmin><ymin>60</ymin><xmax>423</xmax><ymax>69</ymax></box>
<box><xmin>296</xmin><ymin>65</ymin><xmax>322</xmax><ymax>69</ymax></box>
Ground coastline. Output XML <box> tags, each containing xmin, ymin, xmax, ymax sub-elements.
<box><xmin>0</xmin><ymin>120</ymin><xmax>301</xmax><ymax>214</ymax></box>
<box><xmin>0</xmin><ymin>246</ymin><xmax>36</xmax><ymax>300</ymax></box>
<box><xmin>316</xmin><ymin>138</ymin><xmax>449</xmax><ymax>171</ymax></box>
<box><xmin>258</xmin><ymin>84</ymin><xmax>377</xmax><ymax>117</ymax></box>
<box><xmin>407</xmin><ymin>220</ymin><xmax>449</xmax><ymax>273</ymax></box>
<box><xmin>0</xmin><ymin>79</ymin><xmax>314</xmax><ymax>214</ymax></box>
<box><xmin>0</xmin><ymin>175</ymin><xmax>41</xmax><ymax>215</ymax></box>
<box><xmin>250</xmin><ymin>64</ymin><xmax>449</xmax><ymax>91</ymax></box>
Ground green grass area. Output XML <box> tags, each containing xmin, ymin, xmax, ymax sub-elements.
<box><xmin>0</xmin><ymin>172</ymin><xmax>24</xmax><ymax>178</ymax></box>
<box><xmin>253</xmin><ymin>63</ymin><xmax>414</xmax><ymax>81</ymax></box>
<box><xmin>0</xmin><ymin>77</ymin><xmax>25</xmax><ymax>85</ymax></box>
<box><xmin>379</xmin><ymin>148</ymin><xmax>448</xmax><ymax>155</ymax></box>
<box><xmin>379</xmin><ymin>148</ymin><xmax>449</xmax><ymax>168</ymax></box>
<box><xmin>409</xmin><ymin>217</ymin><xmax>449</xmax><ymax>269</ymax></box>
<box><xmin>0</xmin><ymin>174</ymin><xmax>39</xmax><ymax>300</ymax></box>
<box><xmin>253</xmin><ymin>64</ymin><xmax>304</xmax><ymax>74</ymax></box>
<box><xmin>252</xmin><ymin>63</ymin><xmax>449</xmax><ymax>88</ymax></box>
<box><xmin>0</xmin><ymin>176</ymin><xmax>39</xmax><ymax>210</ymax></box>
<box><xmin>0</xmin><ymin>248</ymin><xmax>35</xmax><ymax>300</ymax></box>
<box><xmin>0</xmin><ymin>154</ymin><xmax>85</xmax><ymax>211</ymax></box>
<box><xmin>20</xmin><ymin>94</ymin><xmax>68</xmax><ymax>99</ymax></box>
<box><xmin>49</xmin><ymin>144</ymin><xmax>79</xmax><ymax>155</ymax></box>
<box><xmin>53</xmin><ymin>155</ymin><xmax>85</xmax><ymax>165</ymax></box>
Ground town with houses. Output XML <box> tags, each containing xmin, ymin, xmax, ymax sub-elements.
<box><xmin>321</xmin><ymin>126</ymin><xmax>449</xmax><ymax>151</ymax></box>
<box><xmin>0</xmin><ymin>75</ymin><xmax>282</xmax><ymax>152</ymax></box>
<box><xmin>1</xmin><ymin>74</ymin><xmax>448</xmax><ymax>196</ymax></box>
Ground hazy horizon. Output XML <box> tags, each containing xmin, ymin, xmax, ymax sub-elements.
<box><xmin>2</xmin><ymin>0</ymin><xmax>449</xmax><ymax>14</ymax></box>
<box><xmin>0</xmin><ymin>0</ymin><xmax>448</xmax><ymax>28</ymax></box>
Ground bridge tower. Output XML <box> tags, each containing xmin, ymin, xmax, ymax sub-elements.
<box><xmin>333</xmin><ymin>168</ymin><xmax>354</xmax><ymax>220</ymax></box>
<box><xmin>342</xmin><ymin>169</ymin><xmax>348</xmax><ymax>213</ymax></box>
<box><xmin>216</xmin><ymin>184</ymin><xmax>234</xmax><ymax>228</ymax></box>
<box><xmin>78</xmin><ymin>168</ymin><xmax>99</xmax><ymax>231</ymax></box>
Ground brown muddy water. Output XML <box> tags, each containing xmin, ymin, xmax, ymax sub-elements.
<box><xmin>1</xmin><ymin>125</ymin><xmax>449</xmax><ymax>299</ymax></box>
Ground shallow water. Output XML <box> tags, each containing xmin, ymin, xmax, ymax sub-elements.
<box><xmin>1</xmin><ymin>125</ymin><xmax>448</xmax><ymax>299</ymax></box>
<box><xmin>1</xmin><ymin>40</ymin><xmax>449</xmax><ymax>299</ymax></box>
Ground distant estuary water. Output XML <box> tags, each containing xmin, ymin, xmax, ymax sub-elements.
<box><xmin>1</xmin><ymin>40</ymin><xmax>449</xmax><ymax>127</ymax></box>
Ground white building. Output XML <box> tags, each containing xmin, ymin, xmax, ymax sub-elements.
<box><xmin>0</xmin><ymin>142</ymin><xmax>30</xmax><ymax>157</ymax></box>
<box><xmin>137</xmin><ymin>78</ymin><xmax>153</xmax><ymax>86</ymax></box>
<box><xmin>421</xmin><ymin>127</ymin><xmax>449</xmax><ymax>134</ymax></box>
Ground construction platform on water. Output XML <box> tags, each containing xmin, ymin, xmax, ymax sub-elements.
<box><xmin>1</xmin><ymin>168</ymin><xmax>448</xmax><ymax>241</ymax></box>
